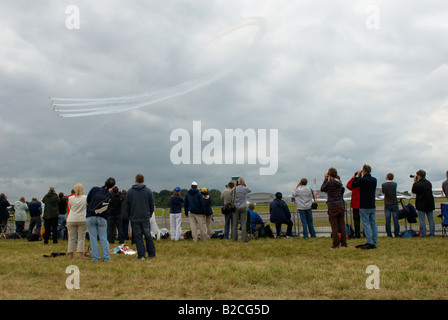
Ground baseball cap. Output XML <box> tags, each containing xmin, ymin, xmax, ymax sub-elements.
<box><xmin>174</xmin><ymin>187</ymin><xmax>181</xmax><ymax>192</ymax></box>
<box><xmin>191</xmin><ymin>181</ymin><xmax>198</xmax><ymax>186</ymax></box>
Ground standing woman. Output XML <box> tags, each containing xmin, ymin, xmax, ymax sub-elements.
<box><xmin>14</xmin><ymin>197</ymin><xmax>28</xmax><ymax>234</ymax></box>
<box><xmin>169</xmin><ymin>187</ymin><xmax>184</xmax><ymax>241</ymax></box>
<box><xmin>67</xmin><ymin>183</ymin><xmax>88</xmax><ymax>259</ymax></box>
<box><xmin>321</xmin><ymin>168</ymin><xmax>347</xmax><ymax>249</ymax></box>
<box><xmin>292</xmin><ymin>178</ymin><xmax>316</xmax><ymax>238</ymax></box>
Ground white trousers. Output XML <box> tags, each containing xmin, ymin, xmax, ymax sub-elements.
<box><xmin>170</xmin><ymin>213</ymin><xmax>183</xmax><ymax>241</ymax></box>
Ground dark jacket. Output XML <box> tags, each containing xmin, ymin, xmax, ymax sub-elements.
<box><xmin>125</xmin><ymin>184</ymin><xmax>155</xmax><ymax>222</ymax></box>
<box><xmin>0</xmin><ymin>197</ymin><xmax>10</xmax><ymax>220</ymax></box>
<box><xmin>58</xmin><ymin>197</ymin><xmax>67</xmax><ymax>215</ymax></box>
<box><xmin>269</xmin><ymin>198</ymin><xmax>291</xmax><ymax>224</ymax></box>
<box><xmin>28</xmin><ymin>201</ymin><xmax>42</xmax><ymax>217</ymax></box>
<box><xmin>86</xmin><ymin>186</ymin><xmax>111</xmax><ymax>219</ymax></box>
<box><xmin>184</xmin><ymin>188</ymin><xmax>205</xmax><ymax>216</ymax></box>
<box><xmin>320</xmin><ymin>179</ymin><xmax>345</xmax><ymax>210</ymax></box>
<box><xmin>411</xmin><ymin>179</ymin><xmax>435</xmax><ymax>212</ymax></box>
<box><xmin>42</xmin><ymin>192</ymin><xmax>60</xmax><ymax>219</ymax></box>
<box><xmin>169</xmin><ymin>194</ymin><xmax>184</xmax><ymax>214</ymax></box>
<box><xmin>108</xmin><ymin>192</ymin><xmax>125</xmax><ymax>216</ymax></box>
<box><xmin>202</xmin><ymin>194</ymin><xmax>213</xmax><ymax>216</ymax></box>
<box><xmin>351</xmin><ymin>174</ymin><xmax>377</xmax><ymax>209</ymax></box>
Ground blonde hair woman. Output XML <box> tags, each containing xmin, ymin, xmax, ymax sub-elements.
<box><xmin>67</xmin><ymin>183</ymin><xmax>88</xmax><ymax>259</ymax></box>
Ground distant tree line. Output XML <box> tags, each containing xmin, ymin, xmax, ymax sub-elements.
<box><xmin>6</xmin><ymin>189</ymin><xmax>225</xmax><ymax>213</ymax></box>
<box><xmin>153</xmin><ymin>189</ymin><xmax>224</xmax><ymax>209</ymax></box>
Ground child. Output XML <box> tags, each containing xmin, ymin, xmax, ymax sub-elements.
<box><xmin>169</xmin><ymin>187</ymin><xmax>184</xmax><ymax>241</ymax></box>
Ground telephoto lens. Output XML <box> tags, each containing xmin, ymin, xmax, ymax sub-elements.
<box><xmin>410</xmin><ymin>175</ymin><xmax>415</xmax><ymax>178</ymax></box>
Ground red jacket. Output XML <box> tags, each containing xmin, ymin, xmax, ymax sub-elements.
<box><xmin>346</xmin><ymin>177</ymin><xmax>360</xmax><ymax>209</ymax></box>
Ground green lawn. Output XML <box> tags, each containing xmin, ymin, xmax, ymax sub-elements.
<box><xmin>0</xmin><ymin>235</ymin><xmax>446</xmax><ymax>300</ymax></box>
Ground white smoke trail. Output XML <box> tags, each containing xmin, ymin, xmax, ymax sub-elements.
<box><xmin>49</xmin><ymin>17</ymin><xmax>267</xmax><ymax>118</ymax></box>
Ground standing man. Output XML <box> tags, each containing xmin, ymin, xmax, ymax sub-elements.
<box><xmin>442</xmin><ymin>170</ymin><xmax>448</xmax><ymax>199</ymax></box>
<box><xmin>126</xmin><ymin>174</ymin><xmax>156</xmax><ymax>259</ymax></box>
<box><xmin>231</xmin><ymin>177</ymin><xmax>251</xmax><ymax>242</ymax></box>
<box><xmin>42</xmin><ymin>187</ymin><xmax>60</xmax><ymax>244</ymax></box>
<box><xmin>221</xmin><ymin>182</ymin><xmax>234</xmax><ymax>239</ymax></box>
<box><xmin>352</xmin><ymin>164</ymin><xmax>378</xmax><ymax>249</ymax></box>
<box><xmin>184</xmin><ymin>181</ymin><xmax>207</xmax><ymax>241</ymax></box>
<box><xmin>0</xmin><ymin>193</ymin><xmax>11</xmax><ymax>231</ymax></box>
<box><xmin>411</xmin><ymin>170</ymin><xmax>435</xmax><ymax>238</ymax></box>
<box><xmin>28</xmin><ymin>197</ymin><xmax>42</xmax><ymax>236</ymax></box>
<box><xmin>86</xmin><ymin>177</ymin><xmax>115</xmax><ymax>261</ymax></box>
<box><xmin>382</xmin><ymin>173</ymin><xmax>400</xmax><ymax>237</ymax></box>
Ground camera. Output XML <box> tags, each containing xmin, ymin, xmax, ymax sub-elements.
<box><xmin>410</xmin><ymin>175</ymin><xmax>415</xmax><ymax>178</ymax></box>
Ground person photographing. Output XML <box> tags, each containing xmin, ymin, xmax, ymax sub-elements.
<box><xmin>411</xmin><ymin>170</ymin><xmax>435</xmax><ymax>238</ymax></box>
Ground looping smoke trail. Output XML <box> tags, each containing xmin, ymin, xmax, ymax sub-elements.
<box><xmin>49</xmin><ymin>17</ymin><xmax>267</xmax><ymax>118</ymax></box>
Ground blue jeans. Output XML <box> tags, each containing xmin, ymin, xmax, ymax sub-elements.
<box><xmin>87</xmin><ymin>216</ymin><xmax>110</xmax><ymax>261</ymax></box>
<box><xmin>359</xmin><ymin>208</ymin><xmax>378</xmax><ymax>245</ymax></box>
<box><xmin>384</xmin><ymin>205</ymin><xmax>400</xmax><ymax>237</ymax></box>
<box><xmin>224</xmin><ymin>213</ymin><xmax>233</xmax><ymax>239</ymax></box>
<box><xmin>58</xmin><ymin>214</ymin><xmax>66</xmax><ymax>239</ymax></box>
<box><xmin>131</xmin><ymin>220</ymin><xmax>156</xmax><ymax>259</ymax></box>
<box><xmin>417</xmin><ymin>210</ymin><xmax>435</xmax><ymax>237</ymax></box>
<box><xmin>107</xmin><ymin>215</ymin><xmax>124</xmax><ymax>244</ymax></box>
<box><xmin>298</xmin><ymin>209</ymin><xmax>316</xmax><ymax>238</ymax></box>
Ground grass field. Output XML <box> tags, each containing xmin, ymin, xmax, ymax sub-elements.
<box><xmin>0</xmin><ymin>235</ymin><xmax>447</xmax><ymax>300</ymax></box>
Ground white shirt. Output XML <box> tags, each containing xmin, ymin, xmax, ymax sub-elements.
<box><xmin>67</xmin><ymin>195</ymin><xmax>87</xmax><ymax>223</ymax></box>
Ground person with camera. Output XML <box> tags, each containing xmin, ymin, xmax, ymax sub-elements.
<box><xmin>411</xmin><ymin>170</ymin><xmax>435</xmax><ymax>238</ymax></box>
<box><xmin>292</xmin><ymin>178</ymin><xmax>316</xmax><ymax>238</ymax></box>
<box><xmin>221</xmin><ymin>182</ymin><xmax>235</xmax><ymax>239</ymax></box>
<box><xmin>231</xmin><ymin>177</ymin><xmax>251</xmax><ymax>242</ymax></box>
<box><xmin>346</xmin><ymin>172</ymin><xmax>361</xmax><ymax>238</ymax></box>
<box><xmin>107</xmin><ymin>186</ymin><xmax>126</xmax><ymax>244</ymax></box>
<box><xmin>86</xmin><ymin>177</ymin><xmax>116</xmax><ymax>261</ymax></box>
<box><xmin>0</xmin><ymin>193</ymin><xmax>11</xmax><ymax>231</ymax></box>
<box><xmin>351</xmin><ymin>165</ymin><xmax>378</xmax><ymax>249</ymax></box>
<box><xmin>184</xmin><ymin>181</ymin><xmax>207</xmax><ymax>241</ymax></box>
<box><xmin>442</xmin><ymin>170</ymin><xmax>448</xmax><ymax>200</ymax></box>
<box><xmin>321</xmin><ymin>168</ymin><xmax>347</xmax><ymax>249</ymax></box>
<box><xmin>42</xmin><ymin>187</ymin><xmax>60</xmax><ymax>244</ymax></box>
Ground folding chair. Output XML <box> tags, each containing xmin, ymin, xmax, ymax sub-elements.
<box><xmin>0</xmin><ymin>217</ymin><xmax>14</xmax><ymax>239</ymax></box>
<box><xmin>439</xmin><ymin>204</ymin><xmax>448</xmax><ymax>238</ymax></box>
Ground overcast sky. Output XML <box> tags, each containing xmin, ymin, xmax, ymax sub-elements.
<box><xmin>1</xmin><ymin>0</ymin><xmax>447</xmax><ymax>202</ymax></box>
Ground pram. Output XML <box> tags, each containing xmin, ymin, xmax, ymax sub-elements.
<box><xmin>438</xmin><ymin>204</ymin><xmax>448</xmax><ymax>238</ymax></box>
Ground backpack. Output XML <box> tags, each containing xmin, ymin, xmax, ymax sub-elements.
<box><xmin>399</xmin><ymin>229</ymin><xmax>417</xmax><ymax>238</ymax></box>
<box><xmin>90</xmin><ymin>188</ymin><xmax>111</xmax><ymax>215</ymax></box>
<box><xmin>263</xmin><ymin>225</ymin><xmax>274</xmax><ymax>238</ymax></box>
<box><xmin>27</xmin><ymin>233</ymin><xmax>40</xmax><ymax>242</ymax></box>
